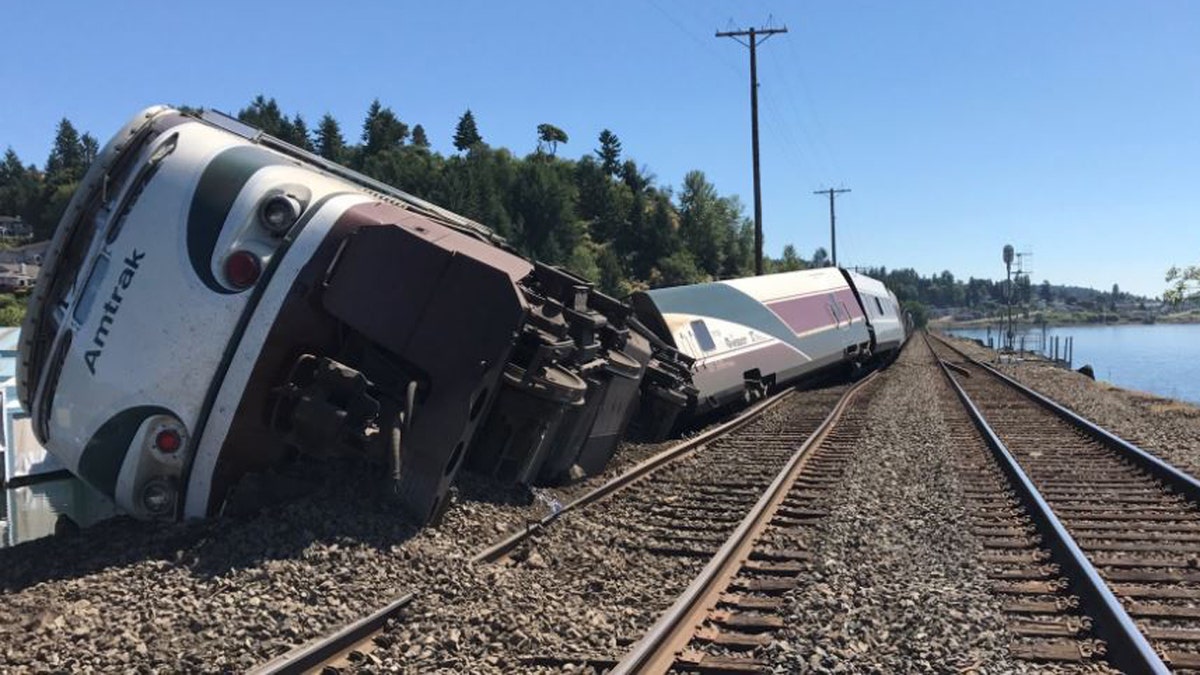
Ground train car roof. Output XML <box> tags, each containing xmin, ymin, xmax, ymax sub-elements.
<box><xmin>842</xmin><ymin>269</ymin><xmax>890</xmax><ymax>297</ymax></box>
<box><xmin>718</xmin><ymin>267</ymin><xmax>848</xmax><ymax>302</ymax></box>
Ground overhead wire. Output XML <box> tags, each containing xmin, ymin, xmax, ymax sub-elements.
<box><xmin>780</xmin><ymin>32</ymin><xmax>844</xmax><ymax>181</ymax></box>
<box><xmin>760</xmin><ymin>45</ymin><xmax>837</xmax><ymax>184</ymax></box>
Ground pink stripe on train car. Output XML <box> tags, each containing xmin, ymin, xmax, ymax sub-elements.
<box><xmin>765</xmin><ymin>288</ymin><xmax>863</xmax><ymax>336</ymax></box>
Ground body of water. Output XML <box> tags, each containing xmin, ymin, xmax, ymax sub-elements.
<box><xmin>945</xmin><ymin>323</ymin><xmax>1200</xmax><ymax>405</ymax></box>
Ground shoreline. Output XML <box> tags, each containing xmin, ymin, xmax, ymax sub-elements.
<box><xmin>937</xmin><ymin>332</ymin><xmax>1200</xmax><ymax>410</ymax></box>
<box><xmin>933</xmin><ymin>315</ymin><xmax>1200</xmax><ymax>329</ymax></box>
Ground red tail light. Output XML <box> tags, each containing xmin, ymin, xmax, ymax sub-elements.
<box><xmin>155</xmin><ymin>428</ymin><xmax>182</xmax><ymax>453</ymax></box>
<box><xmin>224</xmin><ymin>250</ymin><xmax>262</xmax><ymax>289</ymax></box>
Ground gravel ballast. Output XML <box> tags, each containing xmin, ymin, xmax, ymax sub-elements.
<box><xmin>765</xmin><ymin>341</ymin><xmax>1112</xmax><ymax>673</ymax></box>
<box><xmin>0</xmin><ymin>334</ymin><xmax>1143</xmax><ymax>672</ymax></box>
<box><xmin>0</xmin><ymin>429</ymin><xmax>684</xmax><ymax>672</ymax></box>
<box><xmin>943</xmin><ymin>334</ymin><xmax>1200</xmax><ymax>475</ymax></box>
<box><xmin>365</xmin><ymin>389</ymin><xmax>847</xmax><ymax>672</ymax></box>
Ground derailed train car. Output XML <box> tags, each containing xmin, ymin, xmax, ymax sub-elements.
<box><xmin>17</xmin><ymin>106</ymin><xmax>693</xmax><ymax>525</ymax></box>
<box><xmin>630</xmin><ymin>267</ymin><xmax>907</xmax><ymax>415</ymax></box>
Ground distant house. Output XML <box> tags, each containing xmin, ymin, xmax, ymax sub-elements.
<box><xmin>0</xmin><ymin>216</ymin><xmax>33</xmax><ymax>241</ymax></box>
<box><xmin>0</xmin><ymin>240</ymin><xmax>48</xmax><ymax>265</ymax></box>
<box><xmin>0</xmin><ymin>263</ymin><xmax>37</xmax><ymax>291</ymax></box>
<box><xmin>0</xmin><ymin>240</ymin><xmax>46</xmax><ymax>291</ymax></box>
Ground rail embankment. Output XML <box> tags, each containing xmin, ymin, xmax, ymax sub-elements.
<box><xmin>941</xmin><ymin>334</ymin><xmax>1200</xmax><ymax>476</ymax></box>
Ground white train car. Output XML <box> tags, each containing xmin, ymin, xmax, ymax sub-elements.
<box><xmin>19</xmin><ymin>106</ymin><xmax>550</xmax><ymax>524</ymax></box>
<box><xmin>842</xmin><ymin>270</ymin><xmax>906</xmax><ymax>356</ymax></box>
<box><xmin>631</xmin><ymin>267</ymin><xmax>881</xmax><ymax>414</ymax></box>
<box><xmin>19</xmin><ymin>106</ymin><xmax>697</xmax><ymax>526</ymax></box>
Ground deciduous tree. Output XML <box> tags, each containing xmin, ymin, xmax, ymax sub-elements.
<box><xmin>1166</xmin><ymin>266</ymin><xmax>1200</xmax><ymax>304</ymax></box>
<box><xmin>536</xmin><ymin>123</ymin><xmax>568</xmax><ymax>157</ymax></box>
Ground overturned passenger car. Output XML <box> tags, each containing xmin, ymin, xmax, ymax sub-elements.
<box><xmin>18</xmin><ymin>106</ymin><xmax>693</xmax><ymax>524</ymax></box>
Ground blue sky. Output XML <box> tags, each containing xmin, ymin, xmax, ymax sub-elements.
<box><xmin>2</xmin><ymin>1</ymin><xmax>1196</xmax><ymax>296</ymax></box>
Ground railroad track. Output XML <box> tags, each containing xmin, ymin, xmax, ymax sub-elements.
<box><xmin>611</xmin><ymin>370</ymin><xmax>877</xmax><ymax>674</ymax></box>
<box><xmin>928</xmin><ymin>332</ymin><xmax>1200</xmax><ymax>672</ymax></box>
<box><xmin>250</xmin><ymin>378</ymin><xmax>868</xmax><ymax>673</ymax></box>
<box><xmin>611</xmin><ymin>333</ymin><xmax>1200</xmax><ymax>674</ymax></box>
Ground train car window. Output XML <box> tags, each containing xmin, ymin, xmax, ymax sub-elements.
<box><xmin>690</xmin><ymin>320</ymin><xmax>717</xmax><ymax>352</ymax></box>
<box><xmin>71</xmin><ymin>255</ymin><xmax>111</xmax><ymax>326</ymax></box>
<box><xmin>874</xmin><ymin>297</ymin><xmax>885</xmax><ymax>316</ymax></box>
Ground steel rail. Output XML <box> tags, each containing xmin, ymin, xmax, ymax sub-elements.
<box><xmin>926</xmin><ymin>333</ymin><xmax>1170</xmax><ymax>674</ymax></box>
<box><xmin>251</xmin><ymin>387</ymin><xmax>799</xmax><ymax>674</ymax></box>
<box><xmin>611</xmin><ymin>370</ymin><xmax>880</xmax><ymax>675</ymax></box>
<box><xmin>246</xmin><ymin>593</ymin><xmax>415</xmax><ymax>675</ymax></box>
<box><xmin>470</xmin><ymin>387</ymin><xmax>795</xmax><ymax>564</ymax></box>
<box><xmin>932</xmin><ymin>332</ymin><xmax>1200</xmax><ymax>506</ymax></box>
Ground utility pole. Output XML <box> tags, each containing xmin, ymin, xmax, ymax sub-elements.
<box><xmin>1003</xmin><ymin>244</ymin><xmax>1015</xmax><ymax>351</ymax></box>
<box><xmin>717</xmin><ymin>24</ymin><xmax>788</xmax><ymax>276</ymax></box>
<box><xmin>812</xmin><ymin>188</ymin><xmax>850</xmax><ymax>267</ymax></box>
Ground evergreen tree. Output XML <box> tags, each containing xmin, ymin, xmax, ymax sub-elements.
<box><xmin>237</xmin><ymin>95</ymin><xmax>287</xmax><ymax>136</ymax></box>
<box><xmin>316</xmin><ymin>114</ymin><xmax>347</xmax><ymax>161</ymax></box>
<box><xmin>596</xmin><ymin>129</ymin><xmax>622</xmax><ymax>176</ymax></box>
<box><xmin>453</xmin><ymin>109</ymin><xmax>482</xmax><ymax>152</ymax></box>
<box><xmin>9</xmin><ymin>93</ymin><xmax>798</xmax><ymax>298</ymax></box>
<box><xmin>411</xmin><ymin>124</ymin><xmax>430</xmax><ymax>148</ymax></box>
<box><xmin>38</xmin><ymin>119</ymin><xmax>94</xmax><ymax>238</ymax></box>
<box><xmin>511</xmin><ymin>158</ymin><xmax>579</xmax><ymax>262</ymax></box>
<box><xmin>362</xmin><ymin>99</ymin><xmax>409</xmax><ymax>155</ymax></box>
<box><xmin>619</xmin><ymin>159</ymin><xmax>652</xmax><ymax>194</ymax></box>
<box><xmin>0</xmin><ymin>148</ymin><xmax>41</xmax><ymax>223</ymax></box>
<box><xmin>286</xmin><ymin>114</ymin><xmax>314</xmax><ymax>151</ymax></box>
<box><xmin>43</xmin><ymin>119</ymin><xmax>86</xmax><ymax>186</ymax></box>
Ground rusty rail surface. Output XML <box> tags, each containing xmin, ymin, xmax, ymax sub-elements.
<box><xmin>611</xmin><ymin>369</ymin><xmax>880</xmax><ymax>674</ymax></box>
<box><xmin>927</xmin><ymin>333</ymin><xmax>1170</xmax><ymax>674</ymax></box>
<box><xmin>250</xmin><ymin>387</ymin><xmax>802</xmax><ymax>674</ymax></box>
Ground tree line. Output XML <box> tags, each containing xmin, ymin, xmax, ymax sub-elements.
<box><xmin>8</xmin><ymin>96</ymin><xmax>1139</xmax><ymax>325</ymax></box>
<box><xmin>1</xmin><ymin>96</ymin><xmax>849</xmax><ymax>298</ymax></box>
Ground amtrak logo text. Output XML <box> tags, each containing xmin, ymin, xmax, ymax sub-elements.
<box><xmin>84</xmin><ymin>250</ymin><xmax>145</xmax><ymax>375</ymax></box>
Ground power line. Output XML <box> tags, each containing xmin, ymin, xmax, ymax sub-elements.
<box><xmin>781</xmin><ymin>35</ymin><xmax>843</xmax><ymax>179</ymax></box>
<box><xmin>762</xmin><ymin>45</ymin><xmax>836</xmax><ymax>181</ymax></box>
<box><xmin>813</xmin><ymin>188</ymin><xmax>851</xmax><ymax>266</ymax></box>
<box><xmin>717</xmin><ymin>24</ymin><xmax>788</xmax><ymax>276</ymax></box>
<box><xmin>647</xmin><ymin>0</ymin><xmax>741</xmax><ymax>77</ymax></box>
